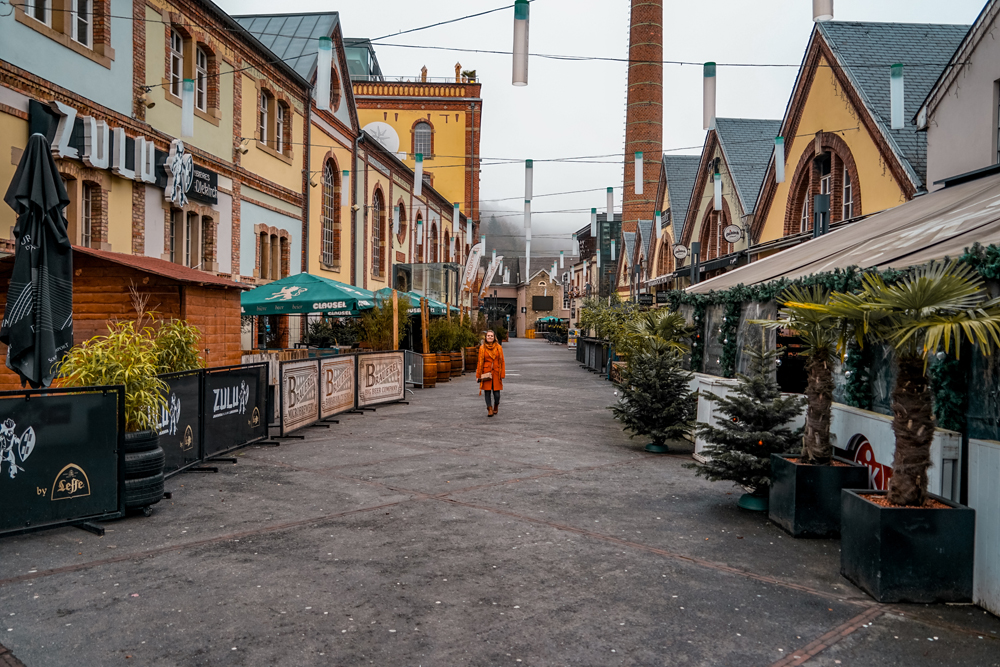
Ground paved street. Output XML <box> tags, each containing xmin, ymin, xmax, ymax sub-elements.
<box><xmin>0</xmin><ymin>339</ymin><xmax>998</xmax><ymax>666</ymax></box>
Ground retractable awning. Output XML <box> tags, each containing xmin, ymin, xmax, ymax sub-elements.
<box><xmin>688</xmin><ymin>171</ymin><xmax>1000</xmax><ymax>294</ymax></box>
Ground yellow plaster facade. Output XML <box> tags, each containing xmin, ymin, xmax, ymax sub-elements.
<box><xmin>238</xmin><ymin>73</ymin><xmax>304</xmax><ymax>194</ymax></box>
<box><xmin>0</xmin><ymin>112</ymin><xmax>28</xmax><ymax>239</ymax></box>
<box><xmin>307</xmin><ymin>127</ymin><xmax>354</xmax><ymax>283</ymax></box>
<box><xmin>757</xmin><ymin>54</ymin><xmax>909</xmax><ymax>243</ymax></box>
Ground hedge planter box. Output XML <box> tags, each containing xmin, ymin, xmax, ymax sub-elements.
<box><xmin>840</xmin><ymin>489</ymin><xmax>975</xmax><ymax>603</ymax></box>
<box><xmin>769</xmin><ymin>454</ymin><xmax>869</xmax><ymax>538</ymax></box>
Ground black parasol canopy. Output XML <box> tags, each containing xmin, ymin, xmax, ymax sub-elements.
<box><xmin>0</xmin><ymin>133</ymin><xmax>74</xmax><ymax>388</ymax></box>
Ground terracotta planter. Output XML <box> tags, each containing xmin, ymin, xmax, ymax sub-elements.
<box><xmin>450</xmin><ymin>351</ymin><xmax>463</xmax><ymax>377</ymax></box>
<box><xmin>769</xmin><ymin>454</ymin><xmax>869</xmax><ymax>538</ymax></box>
<box><xmin>840</xmin><ymin>489</ymin><xmax>975</xmax><ymax>603</ymax></box>
<box><xmin>422</xmin><ymin>353</ymin><xmax>437</xmax><ymax>388</ymax></box>
<box><xmin>436</xmin><ymin>353</ymin><xmax>452</xmax><ymax>382</ymax></box>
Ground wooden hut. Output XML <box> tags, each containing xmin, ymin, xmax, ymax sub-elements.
<box><xmin>0</xmin><ymin>247</ymin><xmax>248</xmax><ymax>391</ymax></box>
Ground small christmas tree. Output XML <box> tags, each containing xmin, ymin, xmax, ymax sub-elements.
<box><xmin>689</xmin><ymin>341</ymin><xmax>805</xmax><ymax>501</ymax></box>
<box><xmin>611</xmin><ymin>349</ymin><xmax>697</xmax><ymax>453</ymax></box>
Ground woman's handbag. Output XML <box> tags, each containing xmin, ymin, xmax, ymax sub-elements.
<box><xmin>480</xmin><ymin>372</ymin><xmax>492</xmax><ymax>382</ymax></box>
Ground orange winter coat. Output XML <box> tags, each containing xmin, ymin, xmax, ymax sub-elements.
<box><xmin>476</xmin><ymin>341</ymin><xmax>505</xmax><ymax>392</ymax></box>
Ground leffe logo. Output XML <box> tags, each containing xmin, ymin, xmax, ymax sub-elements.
<box><xmin>265</xmin><ymin>286</ymin><xmax>307</xmax><ymax>302</ymax></box>
<box><xmin>0</xmin><ymin>418</ymin><xmax>36</xmax><ymax>480</ymax></box>
<box><xmin>213</xmin><ymin>380</ymin><xmax>250</xmax><ymax>418</ymax></box>
<box><xmin>51</xmin><ymin>464</ymin><xmax>90</xmax><ymax>501</ymax></box>
<box><xmin>164</xmin><ymin>139</ymin><xmax>194</xmax><ymax>207</ymax></box>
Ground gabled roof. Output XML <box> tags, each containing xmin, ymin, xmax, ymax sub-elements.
<box><xmin>622</xmin><ymin>231</ymin><xmax>635</xmax><ymax>267</ymax></box>
<box><xmin>715</xmin><ymin>118</ymin><xmax>781</xmax><ymax>213</ymax></box>
<box><xmin>233</xmin><ymin>12</ymin><xmax>340</xmax><ymax>82</ymax></box>
<box><xmin>917</xmin><ymin>2</ymin><xmax>996</xmax><ymax>125</ymax></box>
<box><xmin>816</xmin><ymin>21</ymin><xmax>969</xmax><ymax>190</ymax></box>
<box><xmin>661</xmin><ymin>155</ymin><xmax>700</xmax><ymax>240</ymax></box>
<box><xmin>636</xmin><ymin>219</ymin><xmax>653</xmax><ymax>260</ymax></box>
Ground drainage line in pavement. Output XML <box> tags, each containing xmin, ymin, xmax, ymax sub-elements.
<box><xmin>769</xmin><ymin>605</ymin><xmax>886</xmax><ymax>667</ymax></box>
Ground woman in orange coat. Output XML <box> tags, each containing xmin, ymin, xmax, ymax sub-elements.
<box><xmin>477</xmin><ymin>330</ymin><xmax>506</xmax><ymax>417</ymax></box>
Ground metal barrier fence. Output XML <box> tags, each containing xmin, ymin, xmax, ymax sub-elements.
<box><xmin>0</xmin><ymin>386</ymin><xmax>125</xmax><ymax>537</ymax></box>
<box><xmin>404</xmin><ymin>349</ymin><xmax>424</xmax><ymax>387</ymax></box>
<box><xmin>579</xmin><ymin>338</ymin><xmax>610</xmax><ymax>375</ymax></box>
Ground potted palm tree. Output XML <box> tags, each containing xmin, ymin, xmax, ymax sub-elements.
<box><xmin>757</xmin><ymin>285</ymin><xmax>868</xmax><ymax>537</ymax></box>
<box><xmin>806</xmin><ymin>261</ymin><xmax>1000</xmax><ymax>602</ymax></box>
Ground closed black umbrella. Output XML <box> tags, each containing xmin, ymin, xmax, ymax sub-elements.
<box><xmin>0</xmin><ymin>133</ymin><xmax>74</xmax><ymax>388</ymax></box>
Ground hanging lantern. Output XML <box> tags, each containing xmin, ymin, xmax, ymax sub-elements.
<box><xmin>342</xmin><ymin>170</ymin><xmax>350</xmax><ymax>207</ymax></box>
<box><xmin>417</xmin><ymin>217</ymin><xmax>423</xmax><ymax>244</ymax></box>
<box><xmin>634</xmin><ymin>152</ymin><xmax>643</xmax><ymax>195</ymax></box>
<box><xmin>597</xmin><ymin>248</ymin><xmax>601</xmax><ymax>268</ymax></box>
<box><xmin>512</xmin><ymin>0</ymin><xmax>529</xmax><ymax>86</ymax></box>
<box><xmin>590</xmin><ymin>208</ymin><xmax>597</xmax><ymax>237</ymax></box>
<box><xmin>525</xmin><ymin>240</ymin><xmax>531</xmax><ymax>276</ymax></box>
<box><xmin>525</xmin><ymin>159</ymin><xmax>533</xmax><ymax>201</ymax></box>
<box><xmin>571</xmin><ymin>265</ymin><xmax>575</xmax><ymax>281</ymax></box>
<box><xmin>504</xmin><ymin>268</ymin><xmax>510</xmax><ymax>284</ymax></box>
<box><xmin>606</xmin><ymin>187</ymin><xmax>614</xmax><ymax>223</ymax></box>
<box><xmin>466</xmin><ymin>219</ymin><xmax>473</xmax><ymax>246</ymax></box>
<box><xmin>393</xmin><ymin>205</ymin><xmax>400</xmax><ymax>235</ymax></box>
<box><xmin>572</xmin><ymin>233</ymin><xmax>580</xmax><ymax>256</ymax></box>
<box><xmin>414</xmin><ymin>153</ymin><xmax>424</xmax><ymax>197</ymax></box>
<box><xmin>315</xmin><ymin>37</ymin><xmax>333</xmax><ymax>112</ymax></box>
<box><xmin>813</xmin><ymin>0</ymin><xmax>833</xmax><ymax>22</ymax></box>
<box><xmin>526</xmin><ymin>227</ymin><xmax>532</xmax><ymax>241</ymax></box>
<box><xmin>181</xmin><ymin>79</ymin><xmax>195</xmax><ymax>138</ymax></box>
<box><xmin>713</xmin><ymin>165</ymin><xmax>722</xmax><ymax>212</ymax></box>
<box><xmin>890</xmin><ymin>64</ymin><xmax>904</xmax><ymax>130</ymax></box>
<box><xmin>654</xmin><ymin>211</ymin><xmax>662</xmax><ymax>240</ymax></box>
<box><xmin>774</xmin><ymin>136</ymin><xmax>785</xmax><ymax>184</ymax></box>
<box><xmin>524</xmin><ymin>199</ymin><xmax>531</xmax><ymax>229</ymax></box>
<box><xmin>703</xmin><ymin>62</ymin><xmax>716</xmax><ymax>131</ymax></box>
<box><xmin>611</xmin><ymin>238</ymin><xmax>617</xmax><ymax>261</ymax></box>
<box><xmin>559</xmin><ymin>250</ymin><xmax>564</xmax><ymax>269</ymax></box>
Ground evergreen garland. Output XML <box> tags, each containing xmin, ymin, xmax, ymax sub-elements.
<box><xmin>843</xmin><ymin>338</ymin><xmax>874</xmax><ymax>410</ymax></box>
<box><xmin>719</xmin><ymin>301</ymin><xmax>742</xmax><ymax>378</ymax></box>
<box><xmin>929</xmin><ymin>351</ymin><xmax>967</xmax><ymax>433</ymax></box>
<box><xmin>689</xmin><ymin>303</ymin><xmax>708</xmax><ymax>372</ymax></box>
<box><xmin>959</xmin><ymin>242</ymin><xmax>1000</xmax><ymax>281</ymax></box>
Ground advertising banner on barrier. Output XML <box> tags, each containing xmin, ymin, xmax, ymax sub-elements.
<box><xmin>0</xmin><ymin>388</ymin><xmax>123</xmax><ymax>536</ymax></box>
<box><xmin>203</xmin><ymin>364</ymin><xmax>268</xmax><ymax>457</ymax></box>
<box><xmin>157</xmin><ymin>371</ymin><xmax>202</xmax><ymax>477</ymax></box>
<box><xmin>281</xmin><ymin>359</ymin><xmax>320</xmax><ymax>435</ymax></box>
<box><xmin>320</xmin><ymin>356</ymin><xmax>355</xmax><ymax>419</ymax></box>
<box><xmin>357</xmin><ymin>352</ymin><xmax>405</xmax><ymax>408</ymax></box>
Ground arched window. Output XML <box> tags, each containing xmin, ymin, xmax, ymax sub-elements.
<box><xmin>195</xmin><ymin>46</ymin><xmax>209</xmax><ymax>111</ymax></box>
<box><xmin>843</xmin><ymin>165</ymin><xmax>854</xmax><ymax>219</ymax></box>
<box><xmin>429</xmin><ymin>223</ymin><xmax>438</xmax><ymax>263</ymax></box>
<box><xmin>330</xmin><ymin>66</ymin><xmax>341</xmax><ymax>112</ymax></box>
<box><xmin>259</xmin><ymin>90</ymin><xmax>271</xmax><ymax>144</ymax></box>
<box><xmin>371</xmin><ymin>190</ymin><xmax>385</xmax><ymax>277</ymax></box>
<box><xmin>321</xmin><ymin>162</ymin><xmax>341</xmax><ymax>268</ymax></box>
<box><xmin>799</xmin><ymin>196</ymin><xmax>810</xmax><ymax>233</ymax></box>
<box><xmin>415</xmin><ymin>213</ymin><xmax>424</xmax><ymax>263</ymax></box>
<box><xmin>276</xmin><ymin>102</ymin><xmax>286</xmax><ymax>154</ymax></box>
<box><xmin>657</xmin><ymin>239</ymin><xmax>673</xmax><ymax>276</ymax></box>
<box><xmin>784</xmin><ymin>134</ymin><xmax>862</xmax><ymax>237</ymax></box>
<box><xmin>395</xmin><ymin>201</ymin><xmax>407</xmax><ymax>244</ymax></box>
<box><xmin>444</xmin><ymin>231</ymin><xmax>451</xmax><ymax>263</ymax></box>
<box><xmin>414</xmin><ymin>121</ymin><xmax>432</xmax><ymax>157</ymax></box>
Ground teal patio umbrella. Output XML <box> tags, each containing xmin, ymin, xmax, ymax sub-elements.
<box><xmin>242</xmin><ymin>273</ymin><xmax>376</xmax><ymax>317</ymax></box>
<box><xmin>374</xmin><ymin>288</ymin><xmax>447</xmax><ymax>316</ymax></box>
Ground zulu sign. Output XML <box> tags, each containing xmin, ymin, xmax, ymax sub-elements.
<box><xmin>28</xmin><ymin>100</ymin><xmax>218</xmax><ymax>205</ymax></box>
<box><xmin>0</xmin><ymin>390</ymin><xmax>121</xmax><ymax>537</ymax></box>
<box><xmin>157</xmin><ymin>372</ymin><xmax>202</xmax><ymax>476</ymax></box>
<box><xmin>357</xmin><ymin>352</ymin><xmax>405</xmax><ymax>408</ymax></box>
<box><xmin>320</xmin><ymin>356</ymin><xmax>355</xmax><ymax>419</ymax></box>
<box><xmin>281</xmin><ymin>360</ymin><xmax>319</xmax><ymax>435</ymax></box>
<box><xmin>202</xmin><ymin>365</ymin><xmax>268</xmax><ymax>458</ymax></box>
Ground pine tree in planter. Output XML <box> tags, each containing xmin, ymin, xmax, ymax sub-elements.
<box><xmin>689</xmin><ymin>341</ymin><xmax>805</xmax><ymax>510</ymax></box>
<box><xmin>611</xmin><ymin>348</ymin><xmax>697</xmax><ymax>453</ymax></box>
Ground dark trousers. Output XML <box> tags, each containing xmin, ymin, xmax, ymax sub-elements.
<box><xmin>483</xmin><ymin>390</ymin><xmax>501</xmax><ymax>409</ymax></box>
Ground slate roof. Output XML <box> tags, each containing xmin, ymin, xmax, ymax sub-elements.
<box><xmin>622</xmin><ymin>232</ymin><xmax>635</xmax><ymax>267</ymax></box>
<box><xmin>661</xmin><ymin>155</ymin><xmax>700</xmax><ymax>240</ymax></box>
<box><xmin>817</xmin><ymin>21</ymin><xmax>969</xmax><ymax>190</ymax></box>
<box><xmin>715</xmin><ymin>118</ymin><xmax>782</xmax><ymax>213</ymax></box>
<box><xmin>636</xmin><ymin>219</ymin><xmax>653</xmax><ymax>260</ymax></box>
<box><xmin>233</xmin><ymin>12</ymin><xmax>341</xmax><ymax>82</ymax></box>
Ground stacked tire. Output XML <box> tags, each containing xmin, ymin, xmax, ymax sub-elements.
<box><xmin>123</xmin><ymin>430</ymin><xmax>165</xmax><ymax>517</ymax></box>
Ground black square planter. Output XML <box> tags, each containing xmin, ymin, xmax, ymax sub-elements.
<box><xmin>769</xmin><ymin>454</ymin><xmax>870</xmax><ymax>538</ymax></box>
<box><xmin>840</xmin><ymin>489</ymin><xmax>975</xmax><ymax>603</ymax></box>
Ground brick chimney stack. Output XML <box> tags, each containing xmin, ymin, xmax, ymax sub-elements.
<box><xmin>621</xmin><ymin>0</ymin><xmax>663</xmax><ymax>235</ymax></box>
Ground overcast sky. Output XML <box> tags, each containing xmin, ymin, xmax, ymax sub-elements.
<box><xmin>219</xmin><ymin>0</ymin><xmax>986</xmax><ymax>254</ymax></box>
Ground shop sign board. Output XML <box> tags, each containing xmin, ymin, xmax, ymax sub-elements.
<box><xmin>157</xmin><ymin>371</ymin><xmax>202</xmax><ymax>476</ymax></box>
<box><xmin>280</xmin><ymin>360</ymin><xmax>319</xmax><ymax>435</ymax></box>
<box><xmin>203</xmin><ymin>364</ymin><xmax>268</xmax><ymax>456</ymax></box>
<box><xmin>320</xmin><ymin>356</ymin><xmax>356</xmax><ymax>419</ymax></box>
<box><xmin>0</xmin><ymin>388</ymin><xmax>123</xmax><ymax>536</ymax></box>
<box><xmin>357</xmin><ymin>352</ymin><xmax>405</xmax><ymax>408</ymax></box>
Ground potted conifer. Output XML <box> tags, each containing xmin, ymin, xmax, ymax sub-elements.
<box><xmin>689</xmin><ymin>341</ymin><xmax>805</xmax><ymax>511</ymax></box>
<box><xmin>757</xmin><ymin>285</ymin><xmax>868</xmax><ymax>537</ymax></box>
<box><xmin>808</xmin><ymin>261</ymin><xmax>999</xmax><ymax>602</ymax></box>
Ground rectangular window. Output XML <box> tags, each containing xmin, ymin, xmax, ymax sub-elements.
<box><xmin>259</xmin><ymin>92</ymin><xmax>268</xmax><ymax>144</ymax></box>
<box><xmin>195</xmin><ymin>48</ymin><xmax>208</xmax><ymax>112</ymax></box>
<box><xmin>28</xmin><ymin>0</ymin><xmax>49</xmax><ymax>25</ymax></box>
<box><xmin>170</xmin><ymin>30</ymin><xmax>183</xmax><ymax>98</ymax></box>
<box><xmin>185</xmin><ymin>214</ymin><xmax>194</xmax><ymax>267</ymax></box>
<box><xmin>843</xmin><ymin>166</ymin><xmax>853</xmax><ymax>220</ymax></box>
<box><xmin>81</xmin><ymin>183</ymin><xmax>93</xmax><ymax>247</ymax></box>
<box><xmin>72</xmin><ymin>0</ymin><xmax>91</xmax><ymax>47</ymax></box>
<box><xmin>276</xmin><ymin>104</ymin><xmax>285</xmax><ymax>154</ymax></box>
